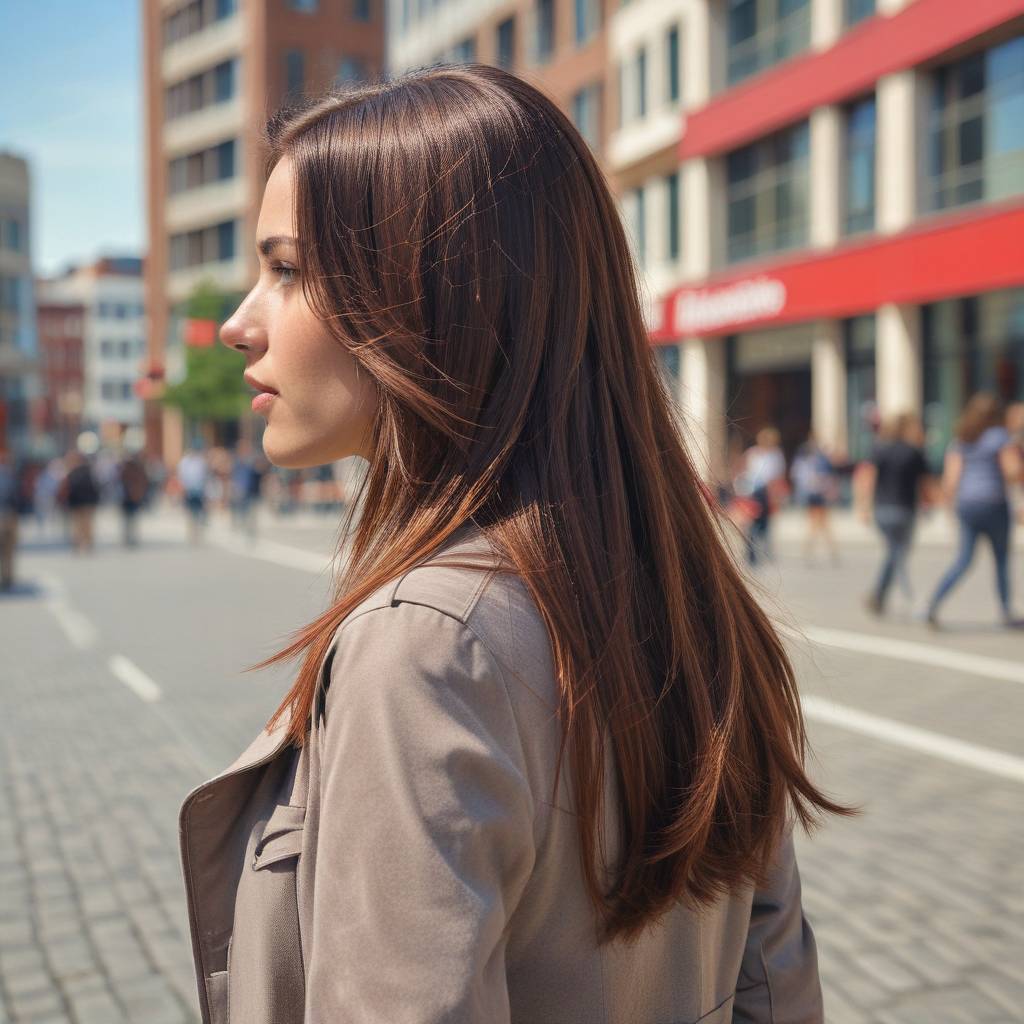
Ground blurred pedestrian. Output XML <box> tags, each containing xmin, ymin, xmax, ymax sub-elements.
<box><xmin>33</xmin><ymin>457</ymin><xmax>64</xmax><ymax>540</ymax></box>
<box><xmin>229</xmin><ymin>439</ymin><xmax>263</xmax><ymax>541</ymax></box>
<box><xmin>857</xmin><ymin>412</ymin><xmax>933</xmax><ymax>615</ymax></box>
<box><xmin>0</xmin><ymin>448</ymin><xmax>20</xmax><ymax>591</ymax></box>
<box><xmin>1007</xmin><ymin>401</ymin><xmax>1024</xmax><ymax>525</ymax></box>
<box><xmin>791</xmin><ymin>433</ymin><xmax>839</xmax><ymax>565</ymax></box>
<box><xmin>118</xmin><ymin>449</ymin><xmax>150</xmax><ymax>548</ymax></box>
<box><xmin>926</xmin><ymin>393</ymin><xmax>1024</xmax><ymax>628</ymax></box>
<box><xmin>60</xmin><ymin>451</ymin><xmax>100</xmax><ymax>554</ymax></box>
<box><xmin>177</xmin><ymin>441</ymin><xmax>210</xmax><ymax>545</ymax></box>
<box><xmin>735</xmin><ymin>426</ymin><xmax>787</xmax><ymax>567</ymax></box>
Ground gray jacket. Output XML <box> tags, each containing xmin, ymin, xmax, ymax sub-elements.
<box><xmin>179</xmin><ymin>527</ymin><xmax>823</xmax><ymax>1023</ymax></box>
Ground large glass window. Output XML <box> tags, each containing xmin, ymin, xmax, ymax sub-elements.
<box><xmin>535</xmin><ymin>0</ymin><xmax>554</xmax><ymax>63</ymax></box>
<box><xmin>285</xmin><ymin>51</ymin><xmax>305</xmax><ymax>98</ymax></box>
<box><xmin>726</xmin><ymin>121</ymin><xmax>810</xmax><ymax>263</ymax></box>
<box><xmin>727</xmin><ymin>0</ymin><xmax>811</xmax><ymax>87</ymax></box>
<box><xmin>353</xmin><ymin>0</ymin><xmax>372</xmax><ymax>21</ymax></box>
<box><xmin>165</xmin><ymin>59</ymin><xmax>238</xmax><ymax>120</ymax></box>
<box><xmin>845</xmin><ymin>0</ymin><xmax>874</xmax><ymax>25</ymax></box>
<box><xmin>169</xmin><ymin>219</ymin><xmax>239</xmax><ymax>271</ymax></box>
<box><xmin>496</xmin><ymin>17</ymin><xmax>516</xmax><ymax>69</ymax></box>
<box><xmin>163</xmin><ymin>0</ymin><xmax>237</xmax><ymax>49</ymax></box>
<box><xmin>924</xmin><ymin>288</ymin><xmax>1024</xmax><ymax>463</ymax></box>
<box><xmin>452</xmin><ymin>37</ymin><xmax>476</xmax><ymax>62</ymax></box>
<box><xmin>336</xmin><ymin>57</ymin><xmax>367</xmax><ymax>85</ymax></box>
<box><xmin>570</xmin><ymin>83</ymin><xmax>602</xmax><ymax>152</ymax></box>
<box><xmin>574</xmin><ymin>0</ymin><xmax>600</xmax><ymax>46</ymax></box>
<box><xmin>844</xmin><ymin>95</ymin><xmax>876</xmax><ymax>235</ymax></box>
<box><xmin>665</xmin><ymin>171</ymin><xmax>681</xmax><ymax>262</ymax></box>
<box><xmin>666</xmin><ymin>25</ymin><xmax>681</xmax><ymax>105</ymax></box>
<box><xmin>844</xmin><ymin>316</ymin><xmax>876</xmax><ymax>463</ymax></box>
<box><xmin>926</xmin><ymin>35</ymin><xmax>1024</xmax><ymax>213</ymax></box>
<box><xmin>636</xmin><ymin>47</ymin><xmax>648</xmax><ymax>117</ymax></box>
<box><xmin>168</xmin><ymin>139</ymin><xmax>237</xmax><ymax>195</ymax></box>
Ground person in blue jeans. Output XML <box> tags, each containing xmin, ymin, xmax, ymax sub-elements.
<box><xmin>927</xmin><ymin>393</ymin><xmax>1024</xmax><ymax>628</ymax></box>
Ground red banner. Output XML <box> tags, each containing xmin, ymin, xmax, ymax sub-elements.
<box><xmin>184</xmin><ymin>319</ymin><xmax>218</xmax><ymax>347</ymax></box>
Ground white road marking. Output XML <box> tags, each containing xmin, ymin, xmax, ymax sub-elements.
<box><xmin>802</xmin><ymin>695</ymin><xmax>1024</xmax><ymax>784</ymax></box>
<box><xmin>38</xmin><ymin>573</ymin><xmax>97</xmax><ymax>650</ymax></box>
<box><xmin>109</xmin><ymin>654</ymin><xmax>163</xmax><ymax>703</ymax></box>
<box><xmin>212</xmin><ymin>532</ymin><xmax>335</xmax><ymax>576</ymax></box>
<box><xmin>780</xmin><ymin>623</ymin><xmax>1024</xmax><ymax>687</ymax></box>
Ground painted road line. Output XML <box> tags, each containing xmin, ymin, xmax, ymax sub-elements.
<box><xmin>212</xmin><ymin>531</ymin><xmax>336</xmax><ymax>576</ymax></box>
<box><xmin>38</xmin><ymin>574</ymin><xmax>98</xmax><ymax>650</ymax></box>
<box><xmin>802</xmin><ymin>695</ymin><xmax>1024</xmax><ymax>784</ymax></box>
<box><xmin>779</xmin><ymin>623</ymin><xmax>1024</xmax><ymax>687</ymax></box>
<box><xmin>109</xmin><ymin>654</ymin><xmax>163</xmax><ymax>703</ymax></box>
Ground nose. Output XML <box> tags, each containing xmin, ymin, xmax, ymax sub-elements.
<box><xmin>220</xmin><ymin>293</ymin><xmax>266</xmax><ymax>355</ymax></box>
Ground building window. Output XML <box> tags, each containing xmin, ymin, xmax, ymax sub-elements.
<box><xmin>844</xmin><ymin>95</ymin><xmax>876</xmax><ymax>235</ymax></box>
<box><xmin>496</xmin><ymin>17</ymin><xmax>516</xmax><ymax>69</ymax></box>
<box><xmin>285</xmin><ymin>51</ymin><xmax>305</xmax><ymax>98</ymax></box>
<box><xmin>452</xmin><ymin>37</ymin><xmax>476</xmax><ymax>63</ymax></box>
<box><xmin>336</xmin><ymin>57</ymin><xmax>367</xmax><ymax>85</ymax></box>
<box><xmin>162</xmin><ymin>0</ymin><xmax>237</xmax><ymax>49</ymax></box>
<box><xmin>169</xmin><ymin>219</ymin><xmax>239</xmax><ymax>270</ymax></box>
<box><xmin>168</xmin><ymin>139</ymin><xmax>237</xmax><ymax>195</ymax></box>
<box><xmin>570</xmin><ymin>82</ymin><xmax>602</xmax><ymax>152</ymax></box>
<box><xmin>923</xmin><ymin>289</ymin><xmax>1024</xmax><ymax>464</ymax></box>
<box><xmin>535</xmin><ymin>0</ymin><xmax>554</xmax><ymax>63</ymax></box>
<box><xmin>100</xmin><ymin>340</ymin><xmax>115</xmax><ymax>357</ymax></box>
<box><xmin>726</xmin><ymin>120</ymin><xmax>810</xmax><ymax>263</ymax></box>
<box><xmin>1</xmin><ymin>217</ymin><xmax>21</xmax><ymax>252</ymax></box>
<box><xmin>845</xmin><ymin>0</ymin><xmax>874</xmax><ymax>25</ymax></box>
<box><xmin>353</xmin><ymin>0</ymin><xmax>372</xmax><ymax>20</ymax></box>
<box><xmin>166</xmin><ymin>59</ymin><xmax>238</xmax><ymax>120</ymax></box>
<box><xmin>626</xmin><ymin>186</ymin><xmax>646</xmax><ymax>267</ymax></box>
<box><xmin>665</xmin><ymin>171</ymin><xmax>681</xmax><ymax>262</ymax></box>
<box><xmin>844</xmin><ymin>315</ymin><xmax>876</xmax><ymax>463</ymax></box>
<box><xmin>288</xmin><ymin>0</ymin><xmax>318</xmax><ymax>9</ymax></box>
<box><xmin>666</xmin><ymin>24</ymin><xmax>681</xmax><ymax>105</ymax></box>
<box><xmin>727</xmin><ymin>0</ymin><xmax>811</xmax><ymax>87</ymax></box>
<box><xmin>636</xmin><ymin>47</ymin><xmax>648</xmax><ymax>118</ymax></box>
<box><xmin>926</xmin><ymin>35</ymin><xmax>1024</xmax><ymax>214</ymax></box>
<box><xmin>574</xmin><ymin>0</ymin><xmax>600</xmax><ymax>47</ymax></box>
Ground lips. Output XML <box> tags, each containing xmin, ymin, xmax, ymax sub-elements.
<box><xmin>244</xmin><ymin>373</ymin><xmax>278</xmax><ymax>396</ymax></box>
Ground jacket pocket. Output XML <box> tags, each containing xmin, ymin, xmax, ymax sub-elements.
<box><xmin>252</xmin><ymin>803</ymin><xmax>306</xmax><ymax>871</ymax></box>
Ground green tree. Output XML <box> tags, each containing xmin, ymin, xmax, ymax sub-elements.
<box><xmin>160</xmin><ymin>281</ymin><xmax>248</xmax><ymax>425</ymax></box>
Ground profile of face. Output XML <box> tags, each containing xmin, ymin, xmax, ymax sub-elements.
<box><xmin>220</xmin><ymin>157</ymin><xmax>377</xmax><ymax>469</ymax></box>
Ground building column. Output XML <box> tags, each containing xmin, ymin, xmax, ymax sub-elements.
<box><xmin>682</xmin><ymin>158</ymin><xmax>726</xmax><ymax>279</ymax></box>
<box><xmin>678</xmin><ymin>336</ymin><xmax>727</xmax><ymax>484</ymax></box>
<box><xmin>876</xmin><ymin>304</ymin><xmax>922</xmax><ymax>417</ymax></box>
<box><xmin>811</xmin><ymin>320</ymin><xmax>847</xmax><ymax>454</ymax></box>
<box><xmin>810</xmin><ymin>105</ymin><xmax>843</xmax><ymax>247</ymax></box>
<box><xmin>876</xmin><ymin>68</ymin><xmax>924</xmax><ymax>233</ymax></box>
<box><xmin>811</xmin><ymin>0</ymin><xmax>844</xmax><ymax>50</ymax></box>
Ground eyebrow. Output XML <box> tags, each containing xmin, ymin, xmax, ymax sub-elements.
<box><xmin>257</xmin><ymin>235</ymin><xmax>297</xmax><ymax>256</ymax></box>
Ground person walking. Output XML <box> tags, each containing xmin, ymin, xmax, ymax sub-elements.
<box><xmin>791</xmin><ymin>433</ymin><xmax>839</xmax><ymax>565</ymax></box>
<box><xmin>0</xmin><ymin>448</ymin><xmax>20</xmax><ymax>591</ymax></box>
<box><xmin>60</xmin><ymin>451</ymin><xmax>101</xmax><ymax>554</ymax></box>
<box><xmin>176</xmin><ymin>441</ymin><xmax>210</xmax><ymax>545</ymax></box>
<box><xmin>229</xmin><ymin>439</ymin><xmax>260</xmax><ymax>541</ymax></box>
<box><xmin>857</xmin><ymin>412</ymin><xmax>932</xmax><ymax>615</ymax></box>
<box><xmin>736</xmin><ymin>426</ymin><xmax>787</xmax><ymax>567</ymax></box>
<box><xmin>926</xmin><ymin>393</ymin><xmax>1024</xmax><ymax>628</ymax></box>
<box><xmin>179</xmin><ymin>67</ymin><xmax>851</xmax><ymax>1024</ymax></box>
<box><xmin>118</xmin><ymin>450</ymin><xmax>150</xmax><ymax>548</ymax></box>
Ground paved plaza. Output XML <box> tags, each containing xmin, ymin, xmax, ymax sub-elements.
<box><xmin>1</xmin><ymin>501</ymin><xmax>1022</xmax><ymax>1023</ymax></box>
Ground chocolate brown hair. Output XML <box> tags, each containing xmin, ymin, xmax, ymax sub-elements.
<box><xmin>248</xmin><ymin>64</ymin><xmax>851</xmax><ymax>944</ymax></box>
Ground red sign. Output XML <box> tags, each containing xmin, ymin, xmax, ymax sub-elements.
<box><xmin>184</xmin><ymin>319</ymin><xmax>218</xmax><ymax>347</ymax></box>
<box><xmin>654</xmin><ymin>201</ymin><xmax>1024</xmax><ymax>339</ymax></box>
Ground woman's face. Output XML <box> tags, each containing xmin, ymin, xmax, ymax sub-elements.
<box><xmin>220</xmin><ymin>157</ymin><xmax>377</xmax><ymax>469</ymax></box>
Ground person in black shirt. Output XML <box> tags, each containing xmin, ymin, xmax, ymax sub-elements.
<box><xmin>856</xmin><ymin>412</ymin><xmax>934</xmax><ymax>614</ymax></box>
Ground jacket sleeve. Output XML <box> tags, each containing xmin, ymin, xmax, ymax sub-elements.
<box><xmin>732</xmin><ymin>825</ymin><xmax>824</xmax><ymax>1024</ymax></box>
<box><xmin>305</xmin><ymin>601</ymin><xmax>536</xmax><ymax>1024</ymax></box>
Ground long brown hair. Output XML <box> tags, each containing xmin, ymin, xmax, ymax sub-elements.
<box><xmin>247</xmin><ymin>63</ymin><xmax>851</xmax><ymax>944</ymax></box>
<box><xmin>956</xmin><ymin>392</ymin><xmax>1004</xmax><ymax>444</ymax></box>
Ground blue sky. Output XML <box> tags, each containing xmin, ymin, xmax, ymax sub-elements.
<box><xmin>0</xmin><ymin>0</ymin><xmax>143</xmax><ymax>275</ymax></box>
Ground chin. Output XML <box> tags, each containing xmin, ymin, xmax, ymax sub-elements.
<box><xmin>260</xmin><ymin>427</ymin><xmax>355</xmax><ymax>469</ymax></box>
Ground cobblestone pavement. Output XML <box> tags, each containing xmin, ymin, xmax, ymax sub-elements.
<box><xmin>1</xmin><ymin>502</ymin><xmax>1021</xmax><ymax>1023</ymax></box>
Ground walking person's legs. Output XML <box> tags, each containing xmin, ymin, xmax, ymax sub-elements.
<box><xmin>0</xmin><ymin>512</ymin><xmax>16</xmax><ymax>589</ymax></box>
<box><xmin>869</xmin><ymin>508</ymin><xmax>912</xmax><ymax>612</ymax></box>
<box><xmin>984</xmin><ymin>503</ymin><xmax>1013</xmax><ymax>623</ymax></box>
<box><xmin>927</xmin><ymin>509</ymin><xmax>981</xmax><ymax>624</ymax></box>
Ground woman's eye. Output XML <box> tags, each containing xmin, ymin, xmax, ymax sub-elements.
<box><xmin>271</xmin><ymin>264</ymin><xmax>297</xmax><ymax>284</ymax></box>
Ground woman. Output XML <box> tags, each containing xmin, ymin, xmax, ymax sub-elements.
<box><xmin>857</xmin><ymin>412</ymin><xmax>932</xmax><ymax>615</ymax></box>
<box><xmin>926</xmin><ymin>393</ymin><xmax>1023</xmax><ymax>627</ymax></box>
<box><xmin>791</xmin><ymin>433</ymin><xmax>839</xmax><ymax>566</ymax></box>
<box><xmin>180</xmin><ymin>65</ymin><xmax>850</xmax><ymax>1024</ymax></box>
<box><xmin>736</xmin><ymin>426</ymin><xmax>787</xmax><ymax>567</ymax></box>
